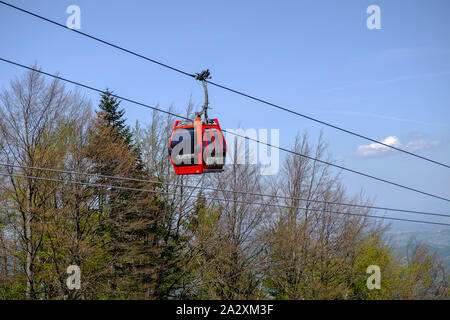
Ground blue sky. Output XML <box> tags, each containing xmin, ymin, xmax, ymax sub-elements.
<box><xmin>0</xmin><ymin>0</ymin><xmax>449</xmax><ymax>231</ymax></box>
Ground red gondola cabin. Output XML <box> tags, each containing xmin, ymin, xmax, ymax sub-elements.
<box><xmin>169</xmin><ymin>117</ymin><xmax>226</xmax><ymax>174</ymax></box>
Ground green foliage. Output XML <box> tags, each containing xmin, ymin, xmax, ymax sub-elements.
<box><xmin>349</xmin><ymin>236</ymin><xmax>398</xmax><ymax>299</ymax></box>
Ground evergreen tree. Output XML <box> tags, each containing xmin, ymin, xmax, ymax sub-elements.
<box><xmin>98</xmin><ymin>89</ymin><xmax>133</xmax><ymax>147</ymax></box>
<box><xmin>89</xmin><ymin>90</ymin><xmax>174</xmax><ymax>298</ymax></box>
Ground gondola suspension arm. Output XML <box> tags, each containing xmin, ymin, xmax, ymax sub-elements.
<box><xmin>194</xmin><ymin>69</ymin><xmax>211</xmax><ymax>122</ymax></box>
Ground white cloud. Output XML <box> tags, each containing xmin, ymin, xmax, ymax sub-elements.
<box><xmin>356</xmin><ymin>136</ymin><xmax>439</xmax><ymax>158</ymax></box>
<box><xmin>357</xmin><ymin>136</ymin><xmax>400</xmax><ymax>158</ymax></box>
<box><xmin>404</xmin><ymin>139</ymin><xmax>439</xmax><ymax>152</ymax></box>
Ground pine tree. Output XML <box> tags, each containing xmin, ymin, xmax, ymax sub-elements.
<box><xmin>88</xmin><ymin>90</ymin><xmax>174</xmax><ymax>298</ymax></box>
<box><xmin>98</xmin><ymin>89</ymin><xmax>133</xmax><ymax>147</ymax></box>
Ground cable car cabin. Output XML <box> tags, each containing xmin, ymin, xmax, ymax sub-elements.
<box><xmin>169</xmin><ymin>118</ymin><xmax>226</xmax><ymax>175</ymax></box>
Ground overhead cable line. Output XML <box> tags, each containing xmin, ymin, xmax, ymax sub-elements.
<box><xmin>1</xmin><ymin>162</ymin><xmax>449</xmax><ymax>218</ymax></box>
<box><xmin>0</xmin><ymin>1</ymin><xmax>195</xmax><ymax>79</ymax></box>
<box><xmin>1</xmin><ymin>171</ymin><xmax>449</xmax><ymax>227</ymax></box>
<box><xmin>0</xmin><ymin>58</ymin><xmax>449</xmax><ymax>203</ymax></box>
<box><xmin>1</xmin><ymin>0</ymin><xmax>448</xmax><ymax>169</ymax></box>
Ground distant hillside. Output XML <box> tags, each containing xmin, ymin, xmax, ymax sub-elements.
<box><xmin>386</xmin><ymin>229</ymin><xmax>450</xmax><ymax>270</ymax></box>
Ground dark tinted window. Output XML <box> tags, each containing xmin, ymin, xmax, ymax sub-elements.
<box><xmin>170</xmin><ymin>127</ymin><xmax>196</xmax><ymax>167</ymax></box>
<box><xmin>170</xmin><ymin>127</ymin><xmax>194</xmax><ymax>153</ymax></box>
